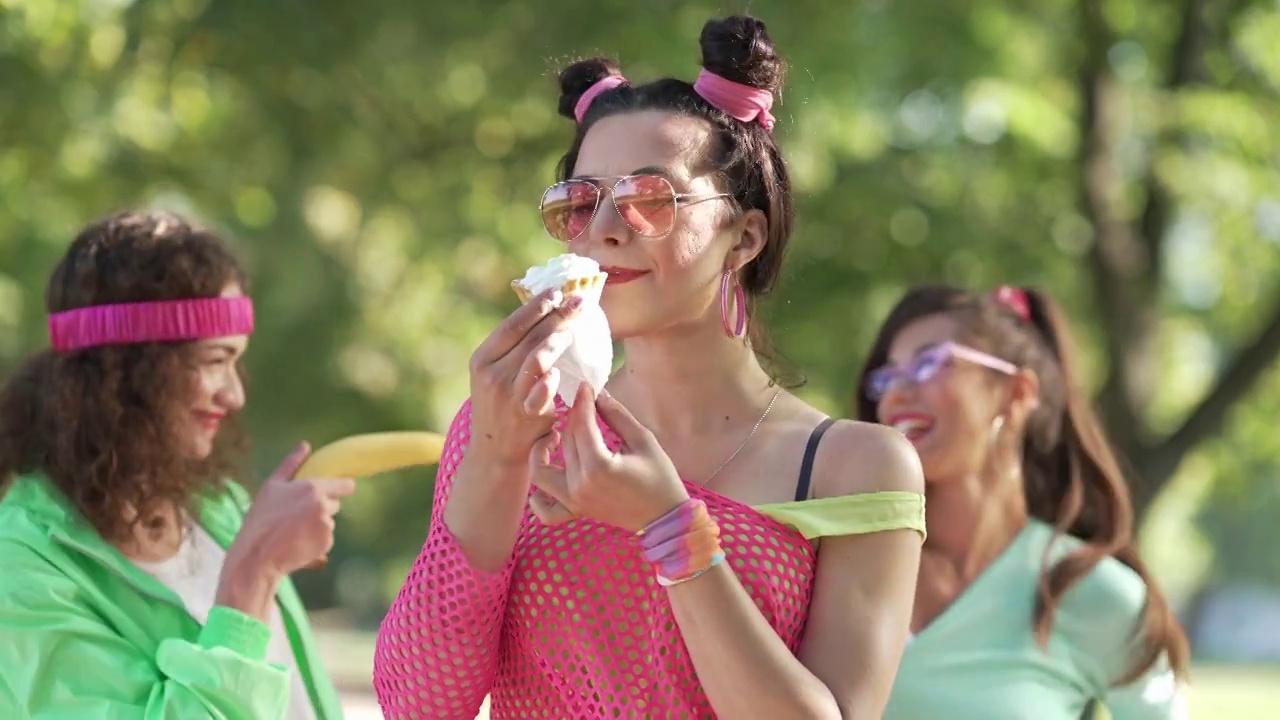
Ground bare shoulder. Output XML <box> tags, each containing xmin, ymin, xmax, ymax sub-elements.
<box><xmin>812</xmin><ymin>419</ymin><xmax>924</xmax><ymax>499</ymax></box>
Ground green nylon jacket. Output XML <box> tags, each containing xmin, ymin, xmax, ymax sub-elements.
<box><xmin>0</xmin><ymin>475</ymin><xmax>344</xmax><ymax>719</ymax></box>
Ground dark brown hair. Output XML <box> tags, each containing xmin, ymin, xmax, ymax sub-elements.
<box><xmin>0</xmin><ymin>211</ymin><xmax>249</xmax><ymax>544</ymax></box>
<box><xmin>855</xmin><ymin>285</ymin><xmax>1189</xmax><ymax>683</ymax></box>
<box><xmin>555</xmin><ymin>15</ymin><xmax>798</xmax><ymax>382</ymax></box>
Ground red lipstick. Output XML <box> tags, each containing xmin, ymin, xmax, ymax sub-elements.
<box><xmin>599</xmin><ymin>265</ymin><xmax>649</xmax><ymax>285</ymax></box>
<box><xmin>885</xmin><ymin>412</ymin><xmax>934</xmax><ymax>443</ymax></box>
<box><xmin>194</xmin><ymin>411</ymin><xmax>225</xmax><ymax>431</ymax></box>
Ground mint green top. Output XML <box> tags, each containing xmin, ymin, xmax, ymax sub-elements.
<box><xmin>884</xmin><ymin>520</ymin><xmax>1186</xmax><ymax>720</ymax></box>
<box><xmin>0</xmin><ymin>475</ymin><xmax>343</xmax><ymax>720</ymax></box>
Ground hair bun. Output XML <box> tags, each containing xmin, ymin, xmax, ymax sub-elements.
<box><xmin>698</xmin><ymin>16</ymin><xmax>785</xmax><ymax>93</ymax></box>
<box><xmin>556</xmin><ymin>57</ymin><xmax>624</xmax><ymax>120</ymax></box>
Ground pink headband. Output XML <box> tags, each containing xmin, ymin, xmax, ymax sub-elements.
<box><xmin>574</xmin><ymin>75</ymin><xmax>628</xmax><ymax>124</ymax></box>
<box><xmin>693</xmin><ymin>69</ymin><xmax>776</xmax><ymax>131</ymax></box>
<box><xmin>49</xmin><ymin>296</ymin><xmax>255</xmax><ymax>353</ymax></box>
<box><xmin>992</xmin><ymin>285</ymin><xmax>1031</xmax><ymax>322</ymax></box>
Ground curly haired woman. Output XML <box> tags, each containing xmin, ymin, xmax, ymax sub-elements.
<box><xmin>0</xmin><ymin>211</ymin><xmax>352</xmax><ymax>720</ymax></box>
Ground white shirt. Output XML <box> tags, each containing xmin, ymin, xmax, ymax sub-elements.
<box><xmin>131</xmin><ymin>524</ymin><xmax>317</xmax><ymax>720</ymax></box>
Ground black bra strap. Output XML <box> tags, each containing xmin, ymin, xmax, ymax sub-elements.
<box><xmin>794</xmin><ymin>418</ymin><xmax>836</xmax><ymax>502</ymax></box>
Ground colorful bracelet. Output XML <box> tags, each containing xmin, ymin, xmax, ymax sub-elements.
<box><xmin>656</xmin><ymin>551</ymin><xmax>726</xmax><ymax>587</ymax></box>
<box><xmin>636</xmin><ymin>499</ymin><xmax>725</xmax><ymax>586</ymax></box>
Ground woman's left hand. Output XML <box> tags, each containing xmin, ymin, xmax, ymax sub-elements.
<box><xmin>528</xmin><ymin>384</ymin><xmax>690</xmax><ymax>533</ymax></box>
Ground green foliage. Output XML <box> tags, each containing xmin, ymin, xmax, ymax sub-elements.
<box><xmin>2</xmin><ymin>0</ymin><xmax>1278</xmax><ymax>614</ymax></box>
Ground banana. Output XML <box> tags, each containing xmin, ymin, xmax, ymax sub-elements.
<box><xmin>293</xmin><ymin>431</ymin><xmax>447</xmax><ymax>480</ymax></box>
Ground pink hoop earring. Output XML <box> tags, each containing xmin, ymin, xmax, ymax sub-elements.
<box><xmin>720</xmin><ymin>270</ymin><xmax>748</xmax><ymax>339</ymax></box>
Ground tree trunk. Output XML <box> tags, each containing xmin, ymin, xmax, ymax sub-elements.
<box><xmin>1077</xmin><ymin>0</ymin><xmax>1280</xmax><ymax>521</ymax></box>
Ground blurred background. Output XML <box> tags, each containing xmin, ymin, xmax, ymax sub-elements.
<box><xmin>2</xmin><ymin>0</ymin><xmax>1279</xmax><ymax>716</ymax></box>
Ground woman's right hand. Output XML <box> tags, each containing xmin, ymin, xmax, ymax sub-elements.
<box><xmin>216</xmin><ymin>443</ymin><xmax>355</xmax><ymax>621</ymax></box>
<box><xmin>466</xmin><ymin>289</ymin><xmax>584</xmax><ymax>468</ymax></box>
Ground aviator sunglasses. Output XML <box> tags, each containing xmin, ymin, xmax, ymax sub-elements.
<box><xmin>540</xmin><ymin>174</ymin><xmax>730</xmax><ymax>242</ymax></box>
<box><xmin>865</xmin><ymin>341</ymin><xmax>1018</xmax><ymax>402</ymax></box>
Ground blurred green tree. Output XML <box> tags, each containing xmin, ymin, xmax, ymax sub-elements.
<box><xmin>1</xmin><ymin>0</ymin><xmax>1277</xmax><ymax>607</ymax></box>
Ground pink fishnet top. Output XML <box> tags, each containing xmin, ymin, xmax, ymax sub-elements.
<box><xmin>373</xmin><ymin>401</ymin><xmax>914</xmax><ymax>719</ymax></box>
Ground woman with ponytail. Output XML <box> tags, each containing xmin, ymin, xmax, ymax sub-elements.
<box><xmin>855</xmin><ymin>285</ymin><xmax>1190</xmax><ymax>719</ymax></box>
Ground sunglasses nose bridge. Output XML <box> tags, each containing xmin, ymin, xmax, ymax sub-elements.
<box><xmin>578</xmin><ymin>181</ymin><xmax>633</xmax><ymax>244</ymax></box>
<box><xmin>598</xmin><ymin>181</ymin><xmax>622</xmax><ymax>218</ymax></box>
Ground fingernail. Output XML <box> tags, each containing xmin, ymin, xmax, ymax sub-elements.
<box><xmin>598</xmin><ymin>387</ymin><xmax>611</xmax><ymax>399</ymax></box>
<box><xmin>563</xmin><ymin>295</ymin><xmax>584</xmax><ymax>312</ymax></box>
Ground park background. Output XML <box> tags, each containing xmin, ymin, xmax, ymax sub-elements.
<box><xmin>2</xmin><ymin>0</ymin><xmax>1279</xmax><ymax>716</ymax></box>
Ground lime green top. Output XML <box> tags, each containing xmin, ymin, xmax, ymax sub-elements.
<box><xmin>883</xmin><ymin>520</ymin><xmax>1186</xmax><ymax>720</ymax></box>
<box><xmin>756</xmin><ymin>491</ymin><xmax>927</xmax><ymax>540</ymax></box>
<box><xmin>0</xmin><ymin>475</ymin><xmax>342</xmax><ymax>720</ymax></box>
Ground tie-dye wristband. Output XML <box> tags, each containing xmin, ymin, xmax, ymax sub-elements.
<box><xmin>637</xmin><ymin>499</ymin><xmax>724</xmax><ymax>585</ymax></box>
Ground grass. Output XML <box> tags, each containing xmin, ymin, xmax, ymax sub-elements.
<box><xmin>1183</xmin><ymin>665</ymin><xmax>1280</xmax><ymax>719</ymax></box>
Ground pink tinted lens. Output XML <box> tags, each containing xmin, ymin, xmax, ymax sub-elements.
<box><xmin>541</xmin><ymin>181</ymin><xmax>601</xmax><ymax>241</ymax></box>
<box><xmin>613</xmin><ymin>175</ymin><xmax>677</xmax><ymax>236</ymax></box>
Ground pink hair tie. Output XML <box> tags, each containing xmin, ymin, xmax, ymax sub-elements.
<box><xmin>992</xmin><ymin>285</ymin><xmax>1031</xmax><ymax>322</ymax></box>
<box><xmin>693</xmin><ymin>69</ymin><xmax>776</xmax><ymax>131</ymax></box>
<box><xmin>574</xmin><ymin>74</ymin><xmax>628</xmax><ymax>124</ymax></box>
<box><xmin>48</xmin><ymin>296</ymin><xmax>255</xmax><ymax>353</ymax></box>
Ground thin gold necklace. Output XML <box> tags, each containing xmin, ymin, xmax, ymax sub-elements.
<box><xmin>702</xmin><ymin>388</ymin><xmax>783</xmax><ymax>486</ymax></box>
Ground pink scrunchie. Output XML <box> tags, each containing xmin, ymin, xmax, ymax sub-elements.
<box><xmin>574</xmin><ymin>75</ymin><xmax>628</xmax><ymax>124</ymax></box>
<box><xmin>992</xmin><ymin>285</ymin><xmax>1031</xmax><ymax>321</ymax></box>
<box><xmin>693</xmin><ymin>69</ymin><xmax>776</xmax><ymax>131</ymax></box>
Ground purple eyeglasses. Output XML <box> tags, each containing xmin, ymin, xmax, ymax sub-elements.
<box><xmin>865</xmin><ymin>341</ymin><xmax>1017</xmax><ymax>402</ymax></box>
